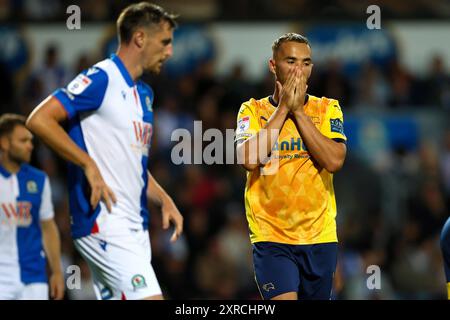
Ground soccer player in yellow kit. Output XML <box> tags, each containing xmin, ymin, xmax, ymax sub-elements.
<box><xmin>235</xmin><ymin>33</ymin><xmax>347</xmax><ymax>300</ymax></box>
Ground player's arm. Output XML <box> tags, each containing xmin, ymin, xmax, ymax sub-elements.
<box><xmin>39</xmin><ymin>177</ymin><xmax>64</xmax><ymax>300</ymax></box>
<box><xmin>236</xmin><ymin>106</ymin><xmax>288</xmax><ymax>171</ymax></box>
<box><xmin>290</xmin><ymin>68</ymin><xmax>346</xmax><ymax>173</ymax></box>
<box><xmin>26</xmin><ymin>76</ymin><xmax>116</xmax><ymax>212</ymax></box>
<box><xmin>147</xmin><ymin>171</ymin><xmax>183</xmax><ymax>242</ymax></box>
<box><xmin>236</xmin><ymin>67</ymin><xmax>299</xmax><ymax>171</ymax></box>
<box><xmin>41</xmin><ymin>218</ymin><xmax>64</xmax><ymax>300</ymax></box>
<box><xmin>291</xmin><ymin>110</ymin><xmax>346</xmax><ymax>173</ymax></box>
<box><xmin>26</xmin><ymin>96</ymin><xmax>92</xmax><ymax>169</ymax></box>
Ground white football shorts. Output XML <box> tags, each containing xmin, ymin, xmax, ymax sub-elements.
<box><xmin>74</xmin><ymin>229</ymin><xmax>162</xmax><ymax>300</ymax></box>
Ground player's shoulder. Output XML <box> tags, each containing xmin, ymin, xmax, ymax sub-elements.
<box><xmin>136</xmin><ymin>80</ymin><xmax>154</xmax><ymax>98</ymax></box>
<box><xmin>81</xmin><ymin>63</ymin><xmax>109</xmax><ymax>83</ymax></box>
<box><xmin>66</xmin><ymin>63</ymin><xmax>109</xmax><ymax>97</ymax></box>
<box><xmin>19</xmin><ymin>164</ymin><xmax>48</xmax><ymax>185</ymax></box>
<box><xmin>308</xmin><ymin>94</ymin><xmax>338</xmax><ymax>105</ymax></box>
<box><xmin>239</xmin><ymin>96</ymin><xmax>268</xmax><ymax>113</ymax></box>
<box><xmin>310</xmin><ymin>95</ymin><xmax>343</xmax><ymax>114</ymax></box>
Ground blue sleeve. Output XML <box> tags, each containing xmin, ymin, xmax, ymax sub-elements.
<box><xmin>52</xmin><ymin>67</ymin><xmax>108</xmax><ymax>119</ymax></box>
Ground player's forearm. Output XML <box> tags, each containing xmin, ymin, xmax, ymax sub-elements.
<box><xmin>41</xmin><ymin>220</ymin><xmax>63</xmax><ymax>275</ymax></box>
<box><xmin>26</xmin><ymin>97</ymin><xmax>93</xmax><ymax>170</ymax></box>
<box><xmin>146</xmin><ymin>171</ymin><xmax>173</xmax><ymax>207</ymax></box>
<box><xmin>293</xmin><ymin>111</ymin><xmax>346</xmax><ymax>173</ymax></box>
<box><xmin>237</xmin><ymin>106</ymin><xmax>289</xmax><ymax>171</ymax></box>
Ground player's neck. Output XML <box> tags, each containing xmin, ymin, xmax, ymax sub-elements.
<box><xmin>0</xmin><ymin>155</ymin><xmax>21</xmax><ymax>174</ymax></box>
<box><xmin>272</xmin><ymin>83</ymin><xmax>279</xmax><ymax>106</ymax></box>
<box><xmin>116</xmin><ymin>49</ymin><xmax>143</xmax><ymax>82</ymax></box>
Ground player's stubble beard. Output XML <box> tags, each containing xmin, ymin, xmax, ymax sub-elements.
<box><xmin>9</xmin><ymin>145</ymin><xmax>31</xmax><ymax>166</ymax></box>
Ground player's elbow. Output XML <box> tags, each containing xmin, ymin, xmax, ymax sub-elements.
<box><xmin>25</xmin><ymin>112</ymin><xmax>40</xmax><ymax>134</ymax></box>
<box><xmin>240</xmin><ymin>162</ymin><xmax>259</xmax><ymax>171</ymax></box>
<box><xmin>325</xmin><ymin>158</ymin><xmax>345</xmax><ymax>173</ymax></box>
<box><xmin>236</xmin><ymin>143</ymin><xmax>259</xmax><ymax>171</ymax></box>
<box><xmin>237</xmin><ymin>155</ymin><xmax>259</xmax><ymax>171</ymax></box>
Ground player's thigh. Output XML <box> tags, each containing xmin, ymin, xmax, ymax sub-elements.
<box><xmin>19</xmin><ymin>283</ymin><xmax>49</xmax><ymax>300</ymax></box>
<box><xmin>252</xmin><ymin>242</ymin><xmax>300</xmax><ymax>300</ymax></box>
<box><xmin>74</xmin><ymin>231</ymin><xmax>162</xmax><ymax>300</ymax></box>
<box><xmin>297</xmin><ymin>242</ymin><xmax>338</xmax><ymax>300</ymax></box>
<box><xmin>270</xmin><ymin>292</ymin><xmax>298</xmax><ymax>300</ymax></box>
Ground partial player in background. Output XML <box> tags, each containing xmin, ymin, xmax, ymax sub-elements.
<box><xmin>26</xmin><ymin>2</ymin><xmax>183</xmax><ymax>300</ymax></box>
<box><xmin>235</xmin><ymin>33</ymin><xmax>347</xmax><ymax>300</ymax></box>
<box><xmin>440</xmin><ymin>217</ymin><xmax>450</xmax><ymax>299</ymax></box>
<box><xmin>0</xmin><ymin>114</ymin><xmax>64</xmax><ymax>300</ymax></box>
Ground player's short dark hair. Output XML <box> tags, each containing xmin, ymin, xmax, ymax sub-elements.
<box><xmin>272</xmin><ymin>33</ymin><xmax>310</xmax><ymax>56</ymax></box>
<box><xmin>0</xmin><ymin>114</ymin><xmax>26</xmax><ymax>138</ymax></box>
<box><xmin>117</xmin><ymin>2</ymin><xmax>178</xmax><ymax>44</ymax></box>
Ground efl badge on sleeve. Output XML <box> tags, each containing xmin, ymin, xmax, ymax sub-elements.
<box><xmin>237</xmin><ymin>116</ymin><xmax>250</xmax><ymax>133</ymax></box>
<box><xmin>67</xmin><ymin>74</ymin><xmax>92</xmax><ymax>95</ymax></box>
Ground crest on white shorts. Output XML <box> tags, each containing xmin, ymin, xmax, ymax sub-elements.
<box><xmin>131</xmin><ymin>274</ymin><xmax>147</xmax><ymax>290</ymax></box>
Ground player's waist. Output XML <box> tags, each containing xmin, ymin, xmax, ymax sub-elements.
<box><xmin>249</xmin><ymin>225</ymin><xmax>338</xmax><ymax>245</ymax></box>
<box><xmin>94</xmin><ymin>208</ymin><xmax>147</xmax><ymax>233</ymax></box>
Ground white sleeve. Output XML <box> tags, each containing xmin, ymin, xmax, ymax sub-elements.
<box><xmin>39</xmin><ymin>176</ymin><xmax>54</xmax><ymax>221</ymax></box>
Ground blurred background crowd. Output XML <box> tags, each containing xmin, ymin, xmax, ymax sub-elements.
<box><xmin>0</xmin><ymin>0</ymin><xmax>449</xmax><ymax>300</ymax></box>
<box><xmin>1</xmin><ymin>0</ymin><xmax>450</xmax><ymax>21</ymax></box>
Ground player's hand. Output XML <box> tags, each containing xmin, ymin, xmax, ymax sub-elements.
<box><xmin>49</xmin><ymin>272</ymin><xmax>65</xmax><ymax>300</ymax></box>
<box><xmin>276</xmin><ymin>66</ymin><xmax>300</xmax><ymax>111</ymax></box>
<box><xmin>84</xmin><ymin>160</ymin><xmax>117</xmax><ymax>213</ymax></box>
<box><xmin>161</xmin><ymin>198</ymin><xmax>183</xmax><ymax>243</ymax></box>
<box><xmin>292</xmin><ymin>67</ymin><xmax>308</xmax><ymax>114</ymax></box>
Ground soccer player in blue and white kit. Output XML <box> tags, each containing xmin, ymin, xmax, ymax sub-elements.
<box><xmin>0</xmin><ymin>114</ymin><xmax>64</xmax><ymax>300</ymax></box>
<box><xmin>26</xmin><ymin>3</ymin><xmax>183</xmax><ymax>300</ymax></box>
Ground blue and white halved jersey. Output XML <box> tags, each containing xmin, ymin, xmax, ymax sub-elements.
<box><xmin>0</xmin><ymin>164</ymin><xmax>54</xmax><ymax>286</ymax></box>
<box><xmin>53</xmin><ymin>54</ymin><xmax>154</xmax><ymax>239</ymax></box>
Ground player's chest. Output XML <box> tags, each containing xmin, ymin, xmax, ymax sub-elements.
<box><xmin>0</xmin><ymin>176</ymin><xmax>37</xmax><ymax>227</ymax></box>
<box><xmin>100</xmin><ymin>86</ymin><xmax>153</xmax><ymax>132</ymax></box>
<box><xmin>260</xmin><ymin>108</ymin><xmax>324</xmax><ymax>155</ymax></box>
<box><xmin>259</xmin><ymin>108</ymin><xmax>324</xmax><ymax>135</ymax></box>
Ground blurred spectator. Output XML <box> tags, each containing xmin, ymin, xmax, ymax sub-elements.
<box><xmin>353</xmin><ymin>62</ymin><xmax>389</xmax><ymax>109</ymax></box>
<box><xmin>194</xmin><ymin>237</ymin><xmax>239</xmax><ymax>299</ymax></box>
<box><xmin>25</xmin><ymin>44</ymin><xmax>68</xmax><ymax>111</ymax></box>
<box><xmin>0</xmin><ymin>62</ymin><xmax>14</xmax><ymax>113</ymax></box>
<box><xmin>0</xmin><ymin>0</ymin><xmax>12</xmax><ymax>21</ymax></box>
<box><xmin>315</xmin><ymin>59</ymin><xmax>352</xmax><ymax>108</ymax></box>
<box><xmin>423</xmin><ymin>54</ymin><xmax>450</xmax><ymax>109</ymax></box>
<box><xmin>386</xmin><ymin>58</ymin><xmax>414</xmax><ymax>107</ymax></box>
<box><xmin>22</xmin><ymin>0</ymin><xmax>61</xmax><ymax>20</ymax></box>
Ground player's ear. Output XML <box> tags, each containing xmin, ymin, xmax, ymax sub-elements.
<box><xmin>0</xmin><ymin>136</ymin><xmax>9</xmax><ymax>151</ymax></box>
<box><xmin>269</xmin><ymin>59</ymin><xmax>276</xmax><ymax>75</ymax></box>
<box><xmin>133</xmin><ymin>29</ymin><xmax>145</xmax><ymax>49</ymax></box>
<box><xmin>307</xmin><ymin>63</ymin><xmax>314</xmax><ymax>79</ymax></box>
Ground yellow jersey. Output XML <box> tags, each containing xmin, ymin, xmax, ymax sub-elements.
<box><xmin>235</xmin><ymin>94</ymin><xmax>346</xmax><ymax>245</ymax></box>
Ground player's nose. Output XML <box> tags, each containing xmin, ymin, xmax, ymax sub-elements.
<box><xmin>165</xmin><ymin>44</ymin><xmax>173</xmax><ymax>59</ymax></box>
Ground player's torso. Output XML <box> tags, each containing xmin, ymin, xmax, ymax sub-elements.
<box><xmin>245</xmin><ymin>96</ymin><xmax>337</xmax><ymax>244</ymax></box>
<box><xmin>78</xmin><ymin>59</ymin><xmax>154</xmax><ymax>228</ymax></box>
<box><xmin>0</xmin><ymin>166</ymin><xmax>46</xmax><ymax>285</ymax></box>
